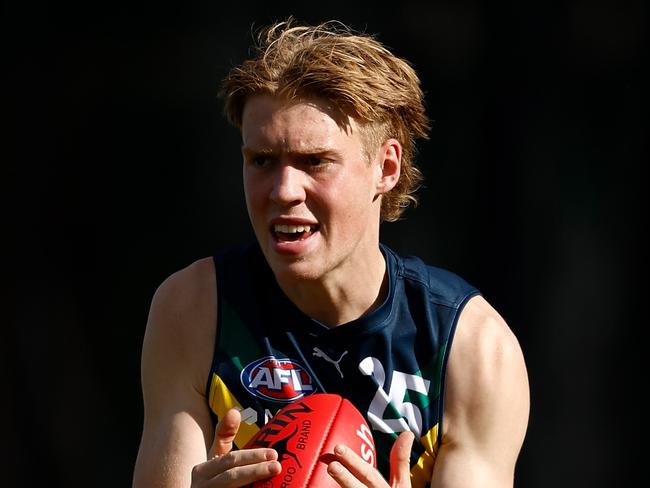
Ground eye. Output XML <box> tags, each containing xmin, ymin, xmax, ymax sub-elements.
<box><xmin>303</xmin><ymin>156</ymin><xmax>329</xmax><ymax>167</ymax></box>
<box><xmin>306</xmin><ymin>156</ymin><xmax>321</xmax><ymax>166</ymax></box>
<box><xmin>251</xmin><ymin>156</ymin><xmax>274</xmax><ymax>168</ymax></box>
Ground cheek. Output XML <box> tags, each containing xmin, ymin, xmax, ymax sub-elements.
<box><xmin>243</xmin><ymin>183</ymin><xmax>265</xmax><ymax>224</ymax></box>
<box><xmin>329</xmin><ymin>171</ymin><xmax>376</xmax><ymax>207</ymax></box>
<box><xmin>243</xmin><ymin>174</ymin><xmax>263</xmax><ymax>204</ymax></box>
<box><xmin>325</xmin><ymin>186</ymin><xmax>372</xmax><ymax>226</ymax></box>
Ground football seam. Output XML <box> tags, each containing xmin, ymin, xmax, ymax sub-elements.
<box><xmin>303</xmin><ymin>395</ymin><xmax>343</xmax><ymax>487</ymax></box>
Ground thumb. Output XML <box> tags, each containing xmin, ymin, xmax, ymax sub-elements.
<box><xmin>209</xmin><ymin>408</ymin><xmax>242</xmax><ymax>458</ymax></box>
<box><xmin>389</xmin><ymin>430</ymin><xmax>415</xmax><ymax>487</ymax></box>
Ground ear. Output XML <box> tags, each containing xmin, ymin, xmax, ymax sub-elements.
<box><xmin>375</xmin><ymin>138</ymin><xmax>402</xmax><ymax>195</ymax></box>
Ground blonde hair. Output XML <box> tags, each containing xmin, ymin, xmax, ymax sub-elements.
<box><xmin>220</xmin><ymin>18</ymin><xmax>430</xmax><ymax>221</ymax></box>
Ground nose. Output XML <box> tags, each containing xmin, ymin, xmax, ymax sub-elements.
<box><xmin>270</xmin><ymin>163</ymin><xmax>306</xmax><ymax>207</ymax></box>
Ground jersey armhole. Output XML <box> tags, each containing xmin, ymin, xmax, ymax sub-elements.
<box><xmin>204</xmin><ymin>254</ymin><xmax>222</xmax><ymax>426</ymax></box>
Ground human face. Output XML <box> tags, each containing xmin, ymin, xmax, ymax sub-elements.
<box><xmin>241</xmin><ymin>94</ymin><xmax>384</xmax><ymax>284</ymax></box>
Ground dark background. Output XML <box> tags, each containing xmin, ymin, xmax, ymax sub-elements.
<box><xmin>6</xmin><ymin>0</ymin><xmax>646</xmax><ymax>486</ymax></box>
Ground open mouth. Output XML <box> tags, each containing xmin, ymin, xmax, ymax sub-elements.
<box><xmin>272</xmin><ymin>223</ymin><xmax>320</xmax><ymax>242</ymax></box>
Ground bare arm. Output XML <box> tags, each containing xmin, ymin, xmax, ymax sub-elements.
<box><xmin>431</xmin><ymin>295</ymin><xmax>530</xmax><ymax>488</ymax></box>
<box><xmin>132</xmin><ymin>258</ymin><xmax>218</xmax><ymax>488</ymax></box>
<box><xmin>132</xmin><ymin>259</ymin><xmax>281</xmax><ymax>488</ymax></box>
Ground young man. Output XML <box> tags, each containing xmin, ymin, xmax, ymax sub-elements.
<box><xmin>133</xmin><ymin>19</ymin><xmax>529</xmax><ymax>488</ymax></box>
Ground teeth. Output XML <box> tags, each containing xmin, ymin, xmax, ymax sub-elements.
<box><xmin>274</xmin><ymin>224</ymin><xmax>312</xmax><ymax>233</ymax></box>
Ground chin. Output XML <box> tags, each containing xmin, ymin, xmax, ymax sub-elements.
<box><xmin>267</xmin><ymin>257</ymin><xmax>323</xmax><ymax>283</ymax></box>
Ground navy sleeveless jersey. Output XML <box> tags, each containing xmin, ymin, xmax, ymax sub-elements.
<box><xmin>206</xmin><ymin>242</ymin><xmax>479</xmax><ymax>487</ymax></box>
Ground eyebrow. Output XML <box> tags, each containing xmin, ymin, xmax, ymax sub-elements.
<box><xmin>241</xmin><ymin>145</ymin><xmax>338</xmax><ymax>157</ymax></box>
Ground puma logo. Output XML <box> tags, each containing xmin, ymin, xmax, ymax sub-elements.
<box><xmin>313</xmin><ymin>347</ymin><xmax>348</xmax><ymax>379</ymax></box>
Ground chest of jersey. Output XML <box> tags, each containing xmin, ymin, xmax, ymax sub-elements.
<box><xmin>207</xmin><ymin>243</ymin><xmax>478</xmax><ymax>486</ymax></box>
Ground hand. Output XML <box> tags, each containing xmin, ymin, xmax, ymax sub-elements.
<box><xmin>191</xmin><ymin>408</ymin><xmax>282</xmax><ymax>487</ymax></box>
<box><xmin>327</xmin><ymin>430</ymin><xmax>415</xmax><ymax>488</ymax></box>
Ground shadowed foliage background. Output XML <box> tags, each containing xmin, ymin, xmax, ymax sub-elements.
<box><xmin>6</xmin><ymin>0</ymin><xmax>646</xmax><ymax>486</ymax></box>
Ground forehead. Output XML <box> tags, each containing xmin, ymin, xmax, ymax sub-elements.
<box><xmin>241</xmin><ymin>94</ymin><xmax>360</xmax><ymax>151</ymax></box>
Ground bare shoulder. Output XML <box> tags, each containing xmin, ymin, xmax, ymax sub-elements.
<box><xmin>143</xmin><ymin>257</ymin><xmax>217</xmax><ymax>398</ymax></box>
<box><xmin>443</xmin><ymin>295</ymin><xmax>529</xmax><ymax>456</ymax></box>
<box><xmin>449</xmin><ymin>295</ymin><xmax>526</xmax><ymax>381</ymax></box>
<box><xmin>150</xmin><ymin>256</ymin><xmax>216</xmax><ymax>315</ymax></box>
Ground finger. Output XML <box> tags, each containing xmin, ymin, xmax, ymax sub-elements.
<box><xmin>327</xmin><ymin>460</ymin><xmax>367</xmax><ymax>488</ymax></box>
<box><xmin>193</xmin><ymin>448</ymin><xmax>279</xmax><ymax>480</ymax></box>
<box><xmin>389</xmin><ymin>431</ymin><xmax>415</xmax><ymax>487</ymax></box>
<box><xmin>210</xmin><ymin>408</ymin><xmax>241</xmax><ymax>458</ymax></box>
<box><xmin>330</xmin><ymin>444</ymin><xmax>388</xmax><ymax>487</ymax></box>
<box><xmin>211</xmin><ymin>459</ymin><xmax>282</xmax><ymax>488</ymax></box>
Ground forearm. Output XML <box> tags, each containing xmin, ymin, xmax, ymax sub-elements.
<box><xmin>430</xmin><ymin>444</ymin><xmax>514</xmax><ymax>488</ymax></box>
<box><xmin>133</xmin><ymin>412</ymin><xmax>211</xmax><ymax>488</ymax></box>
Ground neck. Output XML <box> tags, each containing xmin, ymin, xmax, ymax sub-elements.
<box><xmin>276</xmin><ymin>245</ymin><xmax>388</xmax><ymax>327</ymax></box>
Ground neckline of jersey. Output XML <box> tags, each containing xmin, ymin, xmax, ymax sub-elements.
<box><xmin>266</xmin><ymin>243</ymin><xmax>399</xmax><ymax>340</ymax></box>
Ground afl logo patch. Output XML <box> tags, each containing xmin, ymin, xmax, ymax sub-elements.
<box><xmin>241</xmin><ymin>356</ymin><xmax>314</xmax><ymax>402</ymax></box>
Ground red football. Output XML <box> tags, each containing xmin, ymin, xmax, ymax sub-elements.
<box><xmin>244</xmin><ymin>393</ymin><xmax>376</xmax><ymax>487</ymax></box>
